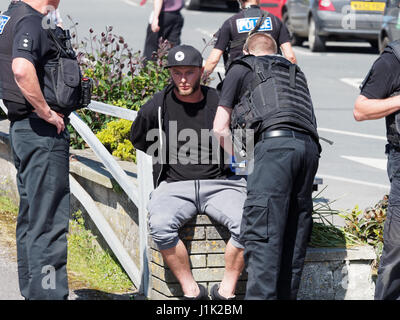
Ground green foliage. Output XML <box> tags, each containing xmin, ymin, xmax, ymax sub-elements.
<box><xmin>0</xmin><ymin>108</ymin><xmax>6</xmax><ymax>119</ymax></box>
<box><xmin>96</xmin><ymin>119</ymin><xmax>136</xmax><ymax>162</ymax></box>
<box><xmin>340</xmin><ymin>195</ymin><xmax>387</xmax><ymax>258</ymax></box>
<box><xmin>66</xmin><ymin>22</ymin><xmax>171</xmax><ymax>157</ymax></box>
<box><xmin>309</xmin><ymin>187</ymin><xmax>347</xmax><ymax>248</ymax></box>
<box><xmin>67</xmin><ymin>210</ymin><xmax>135</xmax><ymax>293</ymax></box>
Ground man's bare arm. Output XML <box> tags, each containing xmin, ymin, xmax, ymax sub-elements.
<box><xmin>12</xmin><ymin>58</ymin><xmax>65</xmax><ymax>133</ymax></box>
<box><xmin>204</xmin><ymin>48</ymin><xmax>224</xmax><ymax>78</ymax></box>
<box><xmin>354</xmin><ymin>94</ymin><xmax>400</xmax><ymax>121</ymax></box>
<box><xmin>213</xmin><ymin>105</ymin><xmax>234</xmax><ymax>155</ymax></box>
<box><xmin>280</xmin><ymin>42</ymin><xmax>297</xmax><ymax>64</ymax></box>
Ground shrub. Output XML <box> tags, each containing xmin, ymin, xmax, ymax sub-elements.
<box><xmin>96</xmin><ymin>119</ymin><xmax>135</xmax><ymax>162</ymax></box>
<box><xmin>67</xmin><ymin>19</ymin><xmax>171</xmax><ymax>157</ymax></box>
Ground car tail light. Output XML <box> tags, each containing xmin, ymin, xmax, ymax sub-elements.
<box><xmin>318</xmin><ymin>0</ymin><xmax>335</xmax><ymax>11</ymax></box>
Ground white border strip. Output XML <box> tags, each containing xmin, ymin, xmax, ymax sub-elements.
<box><xmin>318</xmin><ymin>174</ymin><xmax>390</xmax><ymax>190</ymax></box>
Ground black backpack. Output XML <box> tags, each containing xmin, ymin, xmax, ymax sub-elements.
<box><xmin>229</xmin><ymin>54</ymin><xmax>319</xmax><ymax>155</ymax></box>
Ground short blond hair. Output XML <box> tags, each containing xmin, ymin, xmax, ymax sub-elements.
<box><xmin>243</xmin><ymin>32</ymin><xmax>278</xmax><ymax>55</ymax></box>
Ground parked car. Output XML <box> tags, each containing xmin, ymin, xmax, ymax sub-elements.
<box><xmin>379</xmin><ymin>0</ymin><xmax>400</xmax><ymax>52</ymax></box>
<box><xmin>284</xmin><ymin>0</ymin><xmax>386</xmax><ymax>52</ymax></box>
<box><xmin>259</xmin><ymin>0</ymin><xmax>288</xmax><ymax>19</ymax></box>
<box><xmin>184</xmin><ymin>0</ymin><xmax>238</xmax><ymax>10</ymax></box>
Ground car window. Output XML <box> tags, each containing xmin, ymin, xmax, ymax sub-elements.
<box><xmin>388</xmin><ymin>0</ymin><xmax>400</xmax><ymax>8</ymax></box>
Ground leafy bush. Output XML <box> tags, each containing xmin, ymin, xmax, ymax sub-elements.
<box><xmin>96</xmin><ymin>119</ymin><xmax>135</xmax><ymax>162</ymax></box>
<box><xmin>340</xmin><ymin>195</ymin><xmax>387</xmax><ymax>263</ymax></box>
<box><xmin>67</xmin><ymin>20</ymin><xmax>171</xmax><ymax>157</ymax></box>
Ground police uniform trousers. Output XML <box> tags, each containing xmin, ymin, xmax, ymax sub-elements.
<box><xmin>143</xmin><ymin>10</ymin><xmax>184</xmax><ymax>61</ymax></box>
<box><xmin>10</xmin><ymin>116</ymin><xmax>70</xmax><ymax>300</ymax></box>
<box><xmin>375</xmin><ymin>144</ymin><xmax>400</xmax><ymax>300</ymax></box>
<box><xmin>240</xmin><ymin>130</ymin><xmax>320</xmax><ymax>300</ymax></box>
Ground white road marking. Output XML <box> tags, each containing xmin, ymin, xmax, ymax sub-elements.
<box><xmin>318</xmin><ymin>127</ymin><xmax>386</xmax><ymax>141</ymax></box>
<box><xmin>195</xmin><ymin>28</ymin><xmax>214</xmax><ymax>38</ymax></box>
<box><xmin>318</xmin><ymin>174</ymin><xmax>390</xmax><ymax>190</ymax></box>
<box><xmin>341</xmin><ymin>155</ymin><xmax>387</xmax><ymax>171</ymax></box>
<box><xmin>340</xmin><ymin>78</ymin><xmax>363</xmax><ymax>89</ymax></box>
<box><xmin>121</xmin><ymin>0</ymin><xmax>139</xmax><ymax>7</ymax></box>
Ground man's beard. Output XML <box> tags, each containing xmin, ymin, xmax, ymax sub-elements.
<box><xmin>175</xmin><ymin>78</ymin><xmax>201</xmax><ymax>96</ymax></box>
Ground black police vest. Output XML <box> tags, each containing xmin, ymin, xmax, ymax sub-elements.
<box><xmin>383</xmin><ymin>40</ymin><xmax>400</xmax><ymax>147</ymax></box>
<box><xmin>0</xmin><ymin>2</ymin><xmax>83</xmax><ymax>115</ymax></box>
<box><xmin>230</xmin><ymin>55</ymin><xmax>319</xmax><ymax>143</ymax></box>
<box><xmin>0</xmin><ymin>2</ymin><xmax>32</xmax><ymax>104</ymax></box>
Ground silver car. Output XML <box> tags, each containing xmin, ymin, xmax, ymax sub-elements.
<box><xmin>379</xmin><ymin>0</ymin><xmax>400</xmax><ymax>52</ymax></box>
<box><xmin>285</xmin><ymin>0</ymin><xmax>386</xmax><ymax>51</ymax></box>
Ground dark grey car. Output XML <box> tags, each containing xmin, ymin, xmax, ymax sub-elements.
<box><xmin>185</xmin><ymin>0</ymin><xmax>238</xmax><ymax>10</ymax></box>
<box><xmin>379</xmin><ymin>0</ymin><xmax>400</xmax><ymax>52</ymax></box>
<box><xmin>285</xmin><ymin>0</ymin><xmax>386</xmax><ymax>51</ymax></box>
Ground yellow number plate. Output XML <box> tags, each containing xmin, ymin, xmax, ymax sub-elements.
<box><xmin>350</xmin><ymin>1</ymin><xmax>386</xmax><ymax>11</ymax></box>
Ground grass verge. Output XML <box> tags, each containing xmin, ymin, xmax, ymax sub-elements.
<box><xmin>0</xmin><ymin>196</ymin><xmax>135</xmax><ymax>294</ymax></box>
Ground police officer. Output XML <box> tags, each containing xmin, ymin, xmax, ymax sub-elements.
<box><xmin>204</xmin><ymin>0</ymin><xmax>296</xmax><ymax>77</ymax></box>
<box><xmin>213</xmin><ymin>33</ymin><xmax>320</xmax><ymax>299</ymax></box>
<box><xmin>0</xmin><ymin>0</ymin><xmax>73</xmax><ymax>300</ymax></box>
<box><xmin>354</xmin><ymin>40</ymin><xmax>400</xmax><ymax>300</ymax></box>
<box><xmin>142</xmin><ymin>0</ymin><xmax>184</xmax><ymax>61</ymax></box>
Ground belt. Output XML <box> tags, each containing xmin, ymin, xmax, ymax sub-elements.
<box><xmin>260</xmin><ymin>129</ymin><xmax>312</xmax><ymax>142</ymax></box>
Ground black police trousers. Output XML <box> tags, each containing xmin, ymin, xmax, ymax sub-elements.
<box><xmin>375</xmin><ymin>144</ymin><xmax>400</xmax><ymax>300</ymax></box>
<box><xmin>143</xmin><ymin>10</ymin><xmax>184</xmax><ymax>61</ymax></box>
<box><xmin>240</xmin><ymin>132</ymin><xmax>320</xmax><ymax>300</ymax></box>
<box><xmin>10</xmin><ymin>116</ymin><xmax>70</xmax><ymax>300</ymax></box>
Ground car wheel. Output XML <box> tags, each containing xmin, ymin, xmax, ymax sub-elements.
<box><xmin>282</xmin><ymin>11</ymin><xmax>305</xmax><ymax>47</ymax></box>
<box><xmin>379</xmin><ymin>36</ymin><xmax>390</xmax><ymax>54</ymax></box>
<box><xmin>308</xmin><ymin>17</ymin><xmax>325</xmax><ymax>52</ymax></box>
<box><xmin>185</xmin><ymin>0</ymin><xmax>201</xmax><ymax>10</ymax></box>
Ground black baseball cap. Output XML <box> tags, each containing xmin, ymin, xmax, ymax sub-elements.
<box><xmin>166</xmin><ymin>45</ymin><xmax>203</xmax><ymax>68</ymax></box>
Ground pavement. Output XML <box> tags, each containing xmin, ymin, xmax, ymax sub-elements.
<box><xmin>0</xmin><ymin>245</ymin><xmax>23</xmax><ymax>300</ymax></box>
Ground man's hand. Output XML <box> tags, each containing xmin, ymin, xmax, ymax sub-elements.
<box><xmin>151</xmin><ymin>18</ymin><xmax>160</xmax><ymax>33</ymax></box>
<box><xmin>35</xmin><ymin>108</ymin><xmax>65</xmax><ymax>134</ymax></box>
<box><xmin>13</xmin><ymin>58</ymin><xmax>65</xmax><ymax>134</ymax></box>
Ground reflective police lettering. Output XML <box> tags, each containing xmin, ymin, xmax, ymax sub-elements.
<box><xmin>236</xmin><ymin>17</ymin><xmax>273</xmax><ymax>33</ymax></box>
<box><xmin>0</xmin><ymin>15</ymin><xmax>10</xmax><ymax>35</ymax></box>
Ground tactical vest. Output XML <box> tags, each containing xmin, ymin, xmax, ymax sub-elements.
<box><xmin>0</xmin><ymin>1</ymin><xmax>84</xmax><ymax>115</ymax></box>
<box><xmin>230</xmin><ymin>55</ymin><xmax>319</xmax><ymax>146</ymax></box>
<box><xmin>383</xmin><ymin>40</ymin><xmax>400</xmax><ymax>147</ymax></box>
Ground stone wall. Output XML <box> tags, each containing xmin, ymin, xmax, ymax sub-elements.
<box><xmin>149</xmin><ymin>214</ymin><xmax>248</xmax><ymax>300</ymax></box>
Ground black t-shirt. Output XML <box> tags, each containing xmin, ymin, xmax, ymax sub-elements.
<box><xmin>164</xmin><ymin>89</ymin><xmax>225</xmax><ymax>182</ymax></box>
<box><xmin>214</xmin><ymin>6</ymin><xmax>290</xmax><ymax>62</ymax></box>
<box><xmin>360</xmin><ymin>51</ymin><xmax>400</xmax><ymax>99</ymax></box>
<box><xmin>3</xmin><ymin>1</ymin><xmax>59</xmax><ymax>121</ymax></box>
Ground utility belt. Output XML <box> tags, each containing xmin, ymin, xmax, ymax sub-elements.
<box><xmin>259</xmin><ymin>129</ymin><xmax>314</xmax><ymax>144</ymax></box>
<box><xmin>27</xmin><ymin>111</ymin><xmax>70</xmax><ymax>125</ymax></box>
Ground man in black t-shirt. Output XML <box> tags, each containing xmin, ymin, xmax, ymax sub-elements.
<box><xmin>354</xmin><ymin>41</ymin><xmax>400</xmax><ymax>300</ymax></box>
<box><xmin>204</xmin><ymin>0</ymin><xmax>296</xmax><ymax>78</ymax></box>
<box><xmin>130</xmin><ymin>45</ymin><xmax>247</xmax><ymax>300</ymax></box>
<box><xmin>0</xmin><ymin>0</ymin><xmax>70</xmax><ymax>300</ymax></box>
